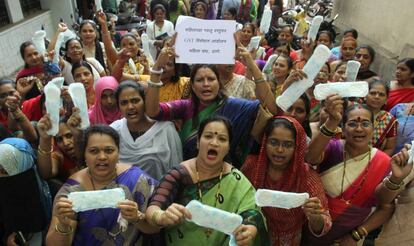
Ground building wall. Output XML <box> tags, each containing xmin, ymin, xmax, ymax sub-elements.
<box><xmin>332</xmin><ymin>0</ymin><xmax>414</xmax><ymax>81</ymax></box>
<box><xmin>0</xmin><ymin>11</ymin><xmax>54</xmax><ymax>78</ymax></box>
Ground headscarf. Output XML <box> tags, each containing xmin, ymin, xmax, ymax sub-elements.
<box><xmin>0</xmin><ymin>138</ymin><xmax>35</xmax><ymax>176</ymax></box>
<box><xmin>88</xmin><ymin>76</ymin><xmax>122</xmax><ymax>125</ymax></box>
<box><xmin>242</xmin><ymin>116</ymin><xmax>309</xmax><ymax>244</ymax></box>
<box><xmin>0</xmin><ymin>138</ymin><xmax>52</xmax><ymax>229</ymax></box>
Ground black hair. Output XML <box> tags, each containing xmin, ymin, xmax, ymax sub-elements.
<box><xmin>20</xmin><ymin>41</ymin><xmax>35</xmax><ymax>68</ymax></box>
<box><xmin>71</xmin><ymin>61</ymin><xmax>93</xmax><ymax>77</ymax></box>
<box><xmin>0</xmin><ymin>78</ymin><xmax>14</xmax><ymax>88</ymax></box>
<box><xmin>151</xmin><ymin>3</ymin><xmax>168</xmax><ymax>20</ymax></box>
<box><xmin>273</xmin><ymin>53</ymin><xmax>294</xmax><ymax>70</ymax></box>
<box><xmin>343</xmin><ymin>28</ymin><xmax>358</xmax><ymax>39</ymax></box>
<box><xmin>398</xmin><ymin>58</ymin><xmax>414</xmax><ymax>84</ymax></box>
<box><xmin>356</xmin><ymin>45</ymin><xmax>376</xmax><ymax>63</ymax></box>
<box><xmin>273</xmin><ymin>40</ymin><xmax>291</xmax><ymax>55</ymax></box>
<box><xmin>343</xmin><ymin>104</ymin><xmax>374</xmax><ymax>126</ymax></box>
<box><xmin>197</xmin><ymin>115</ymin><xmax>233</xmax><ymax>143</ymax></box>
<box><xmin>64</xmin><ymin>38</ymin><xmax>85</xmax><ymax>63</ymax></box>
<box><xmin>369</xmin><ymin>80</ymin><xmax>390</xmax><ymax>97</ymax></box>
<box><xmin>81</xmin><ymin>124</ymin><xmax>120</xmax><ymax>156</ymax></box>
<box><xmin>323</xmin><ymin>62</ymin><xmax>331</xmax><ymax>74</ymax></box>
<box><xmin>316</xmin><ymin>30</ymin><xmax>334</xmax><ymax>43</ymax></box>
<box><xmin>0</xmin><ymin>123</ymin><xmax>12</xmax><ymax>141</ymax></box>
<box><xmin>150</xmin><ymin>0</ymin><xmax>169</xmax><ymax>19</ymax></box>
<box><xmin>189</xmin><ymin>64</ymin><xmax>227</xmax><ymax>129</ymax></box>
<box><xmin>120</xmin><ymin>33</ymin><xmax>139</xmax><ymax>44</ymax></box>
<box><xmin>171</xmin><ymin>60</ymin><xmax>191</xmax><ymax>83</ymax></box>
<box><xmin>225</xmin><ymin>7</ymin><xmax>238</xmax><ymax>18</ymax></box>
<box><xmin>115</xmin><ymin>80</ymin><xmax>145</xmax><ymax>105</ymax></box>
<box><xmin>334</xmin><ymin>61</ymin><xmax>348</xmax><ymax>72</ymax></box>
<box><xmin>264</xmin><ymin>117</ymin><xmax>297</xmax><ymax>140</ymax></box>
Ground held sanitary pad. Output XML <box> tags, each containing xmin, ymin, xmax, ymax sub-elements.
<box><xmin>345</xmin><ymin>60</ymin><xmax>361</xmax><ymax>82</ymax></box>
<box><xmin>68</xmin><ymin>83</ymin><xmax>91</xmax><ymax>129</ymax></box>
<box><xmin>408</xmin><ymin>140</ymin><xmax>414</xmax><ymax>165</ymax></box>
<box><xmin>186</xmin><ymin>200</ymin><xmax>242</xmax><ymax>246</ymax></box>
<box><xmin>276</xmin><ymin>45</ymin><xmax>331</xmax><ymax>111</ymax></box>
<box><xmin>44</xmin><ymin>83</ymin><xmax>61</xmax><ymax>136</ymax></box>
<box><xmin>307</xmin><ymin>16</ymin><xmax>324</xmax><ymax>42</ymax></box>
<box><xmin>68</xmin><ymin>188</ymin><xmax>125</xmax><ymax>212</ymax></box>
<box><xmin>314</xmin><ymin>81</ymin><xmax>369</xmax><ymax>100</ymax></box>
<box><xmin>255</xmin><ymin>189</ymin><xmax>309</xmax><ymax>209</ymax></box>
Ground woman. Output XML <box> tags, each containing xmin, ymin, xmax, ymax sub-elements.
<box><xmin>264</xmin><ymin>41</ymin><xmax>291</xmax><ymax>61</ymax></box>
<box><xmin>330</xmin><ymin>37</ymin><xmax>357</xmax><ymax>72</ymax></box>
<box><xmin>146</xmin><ymin>4</ymin><xmax>175</xmax><ymax>61</ymax></box>
<box><xmin>169</xmin><ymin>0</ymin><xmax>188</xmax><ymax>24</ymax></box>
<box><xmin>385</xmin><ymin>58</ymin><xmax>414</xmax><ymax>111</ymax></box>
<box><xmin>16</xmin><ymin>41</ymin><xmax>44</xmax><ymax>101</ymax></box>
<box><xmin>237</xmin><ymin>0</ymin><xmax>257</xmax><ymax>24</ymax></box>
<box><xmin>191</xmin><ymin>0</ymin><xmax>211</xmax><ymax>19</ymax></box>
<box><xmin>46</xmin><ymin>125</ymin><xmax>159</xmax><ymax>245</ymax></box>
<box><xmin>316</xmin><ymin>31</ymin><xmax>334</xmax><ymax>49</ymax></box>
<box><xmin>366</xmin><ymin>80</ymin><xmax>397</xmax><ymax>156</ymax></box>
<box><xmin>78</xmin><ymin>20</ymin><xmax>107</xmax><ymax>68</ymax></box>
<box><xmin>239</xmin><ymin>23</ymin><xmax>266</xmax><ymax>60</ymax></box>
<box><xmin>89</xmin><ymin>76</ymin><xmax>122</xmax><ymax>125</ymax></box>
<box><xmin>37</xmin><ymin>113</ymin><xmax>82</xmax><ymax>182</ymax></box>
<box><xmin>61</xmin><ymin>38</ymin><xmax>106</xmax><ymax>85</ymax></box>
<box><xmin>330</xmin><ymin>61</ymin><xmax>347</xmax><ymax>82</ymax></box>
<box><xmin>284</xmin><ymin>94</ymin><xmax>312</xmax><ymax>139</ymax></box>
<box><xmin>266</xmin><ymin>54</ymin><xmax>293</xmax><ymax>98</ymax></box>
<box><xmin>390</xmin><ymin>102</ymin><xmax>414</xmax><ymax>154</ymax></box>
<box><xmin>110</xmin><ymin>81</ymin><xmax>183</xmax><ymax>180</ymax></box>
<box><xmin>215</xmin><ymin>63</ymin><xmax>256</xmax><ymax>100</ymax></box>
<box><xmin>356</xmin><ymin>45</ymin><xmax>379</xmax><ymax>82</ymax></box>
<box><xmin>145</xmin><ymin>116</ymin><xmax>268</xmax><ymax>245</ymax></box>
<box><xmin>0</xmin><ymin>138</ymin><xmax>52</xmax><ymax>246</ymax></box>
<box><xmin>0</xmin><ymin>78</ymin><xmax>16</xmax><ymax>129</ymax></box>
<box><xmin>277</xmin><ymin>25</ymin><xmax>299</xmax><ymax>59</ymax></box>
<box><xmin>305</xmin><ymin>98</ymin><xmax>396</xmax><ymax>245</ymax></box>
<box><xmin>242</xmin><ymin>116</ymin><xmax>331</xmax><ymax>245</ymax></box>
<box><xmin>145</xmin><ymin>44</ymin><xmax>278</xmax><ymax>168</ymax></box>
<box><xmin>71</xmin><ymin>61</ymin><xmax>97</xmax><ymax>108</ymax></box>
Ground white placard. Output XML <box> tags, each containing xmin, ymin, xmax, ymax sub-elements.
<box><xmin>175</xmin><ymin>16</ymin><xmax>236</xmax><ymax>64</ymax></box>
<box><xmin>345</xmin><ymin>60</ymin><xmax>361</xmax><ymax>82</ymax></box>
<box><xmin>314</xmin><ymin>81</ymin><xmax>369</xmax><ymax>100</ymax></box>
<box><xmin>276</xmin><ymin>45</ymin><xmax>331</xmax><ymax>111</ymax></box>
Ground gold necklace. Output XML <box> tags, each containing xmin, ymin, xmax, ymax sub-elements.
<box><xmin>340</xmin><ymin>148</ymin><xmax>371</xmax><ymax>205</ymax></box>
<box><xmin>195</xmin><ymin>161</ymin><xmax>224</xmax><ymax>238</ymax></box>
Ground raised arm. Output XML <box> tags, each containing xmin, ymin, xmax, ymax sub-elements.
<box><xmin>36</xmin><ymin>114</ymin><xmax>60</xmax><ymax>179</ymax></box>
<box><xmin>145</xmin><ymin>40</ymin><xmax>175</xmax><ymax>118</ymax></box>
<box><xmin>305</xmin><ymin>95</ymin><xmax>343</xmax><ymax>165</ymax></box>
<box><xmin>96</xmin><ymin>11</ymin><xmax>118</xmax><ymax>66</ymax></box>
<box><xmin>6</xmin><ymin>93</ymin><xmax>37</xmax><ymax>142</ymax></box>
<box><xmin>47</xmin><ymin>23</ymin><xmax>68</xmax><ymax>53</ymax></box>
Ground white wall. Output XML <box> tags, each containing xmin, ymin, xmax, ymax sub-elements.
<box><xmin>0</xmin><ymin>11</ymin><xmax>54</xmax><ymax>78</ymax></box>
<box><xmin>332</xmin><ymin>0</ymin><xmax>414</xmax><ymax>81</ymax></box>
<box><xmin>40</xmin><ymin>0</ymin><xmax>77</xmax><ymax>26</ymax></box>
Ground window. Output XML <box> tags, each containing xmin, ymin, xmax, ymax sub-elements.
<box><xmin>19</xmin><ymin>0</ymin><xmax>42</xmax><ymax>17</ymax></box>
<box><xmin>0</xmin><ymin>0</ymin><xmax>10</xmax><ymax>27</ymax></box>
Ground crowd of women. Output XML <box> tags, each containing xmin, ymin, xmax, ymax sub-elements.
<box><xmin>1</xmin><ymin>0</ymin><xmax>414</xmax><ymax>245</ymax></box>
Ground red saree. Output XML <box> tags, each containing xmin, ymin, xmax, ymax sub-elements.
<box><xmin>385</xmin><ymin>88</ymin><xmax>414</xmax><ymax>111</ymax></box>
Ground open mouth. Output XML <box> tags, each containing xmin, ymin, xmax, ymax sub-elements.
<box><xmin>127</xmin><ymin>111</ymin><xmax>138</xmax><ymax>118</ymax></box>
<box><xmin>271</xmin><ymin>155</ymin><xmax>286</xmax><ymax>163</ymax></box>
<box><xmin>207</xmin><ymin>149</ymin><xmax>218</xmax><ymax>160</ymax></box>
<box><xmin>353</xmin><ymin>135</ymin><xmax>366</xmax><ymax>141</ymax></box>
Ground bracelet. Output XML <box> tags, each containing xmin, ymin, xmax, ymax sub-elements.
<box><xmin>55</xmin><ymin>224</ymin><xmax>73</xmax><ymax>234</ymax></box>
<box><xmin>254</xmin><ymin>77</ymin><xmax>266</xmax><ymax>84</ymax></box>
<box><xmin>133</xmin><ymin>210</ymin><xmax>146</xmax><ymax>224</ymax></box>
<box><xmin>147</xmin><ymin>80</ymin><xmax>163</xmax><ymax>88</ymax></box>
<box><xmin>38</xmin><ymin>146</ymin><xmax>53</xmax><ymax>156</ymax></box>
<box><xmin>388</xmin><ymin>176</ymin><xmax>404</xmax><ymax>186</ymax></box>
<box><xmin>350</xmin><ymin>229</ymin><xmax>361</xmax><ymax>242</ymax></box>
<box><xmin>151</xmin><ymin>210</ymin><xmax>164</xmax><ymax>227</ymax></box>
<box><xmin>383</xmin><ymin>177</ymin><xmax>404</xmax><ymax>191</ymax></box>
<box><xmin>150</xmin><ymin>67</ymin><xmax>164</xmax><ymax>75</ymax></box>
<box><xmin>320</xmin><ymin>124</ymin><xmax>336</xmax><ymax>137</ymax></box>
<box><xmin>357</xmin><ymin>226</ymin><xmax>368</xmax><ymax>237</ymax></box>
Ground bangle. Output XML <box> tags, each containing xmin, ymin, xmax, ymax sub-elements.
<box><xmin>320</xmin><ymin>124</ymin><xmax>336</xmax><ymax>137</ymax></box>
<box><xmin>38</xmin><ymin>146</ymin><xmax>53</xmax><ymax>156</ymax></box>
<box><xmin>388</xmin><ymin>176</ymin><xmax>404</xmax><ymax>186</ymax></box>
<box><xmin>350</xmin><ymin>229</ymin><xmax>361</xmax><ymax>242</ymax></box>
<box><xmin>151</xmin><ymin>210</ymin><xmax>164</xmax><ymax>227</ymax></box>
<box><xmin>357</xmin><ymin>226</ymin><xmax>368</xmax><ymax>237</ymax></box>
<box><xmin>55</xmin><ymin>224</ymin><xmax>73</xmax><ymax>234</ymax></box>
<box><xmin>383</xmin><ymin>177</ymin><xmax>404</xmax><ymax>191</ymax></box>
<box><xmin>150</xmin><ymin>67</ymin><xmax>164</xmax><ymax>75</ymax></box>
<box><xmin>147</xmin><ymin>80</ymin><xmax>163</xmax><ymax>88</ymax></box>
<box><xmin>133</xmin><ymin>210</ymin><xmax>146</xmax><ymax>224</ymax></box>
<box><xmin>254</xmin><ymin>77</ymin><xmax>266</xmax><ymax>84</ymax></box>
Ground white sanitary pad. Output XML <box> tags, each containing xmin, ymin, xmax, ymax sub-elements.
<box><xmin>186</xmin><ymin>200</ymin><xmax>242</xmax><ymax>246</ymax></box>
<box><xmin>255</xmin><ymin>189</ymin><xmax>309</xmax><ymax>209</ymax></box>
<box><xmin>95</xmin><ymin>0</ymin><xmax>102</xmax><ymax>11</ymax></box>
<box><xmin>44</xmin><ymin>83</ymin><xmax>61</xmax><ymax>136</ymax></box>
<box><xmin>314</xmin><ymin>81</ymin><xmax>369</xmax><ymax>100</ymax></box>
<box><xmin>32</xmin><ymin>30</ymin><xmax>47</xmax><ymax>60</ymax></box>
<box><xmin>68</xmin><ymin>188</ymin><xmax>126</xmax><ymax>212</ymax></box>
<box><xmin>276</xmin><ymin>45</ymin><xmax>331</xmax><ymax>111</ymax></box>
<box><xmin>68</xmin><ymin>83</ymin><xmax>90</xmax><ymax>129</ymax></box>
<box><xmin>408</xmin><ymin>140</ymin><xmax>414</xmax><ymax>164</ymax></box>
<box><xmin>260</xmin><ymin>8</ymin><xmax>273</xmax><ymax>34</ymax></box>
<box><xmin>345</xmin><ymin>60</ymin><xmax>361</xmax><ymax>82</ymax></box>
<box><xmin>308</xmin><ymin>16</ymin><xmax>324</xmax><ymax>42</ymax></box>
<box><xmin>263</xmin><ymin>54</ymin><xmax>278</xmax><ymax>74</ymax></box>
<box><xmin>141</xmin><ymin>33</ymin><xmax>154</xmax><ymax>64</ymax></box>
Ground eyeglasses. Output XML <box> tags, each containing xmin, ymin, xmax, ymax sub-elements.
<box><xmin>267</xmin><ymin>139</ymin><xmax>295</xmax><ymax>149</ymax></box>
<box><xmin>346</xmin><ymin>120</ymin><xmax>372</xmax><ymax>129</ymax></box>
<box><xmin>68</xmin><ymin>46</ymin><xmax>82</xmax><ymax>52</ymax></box>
